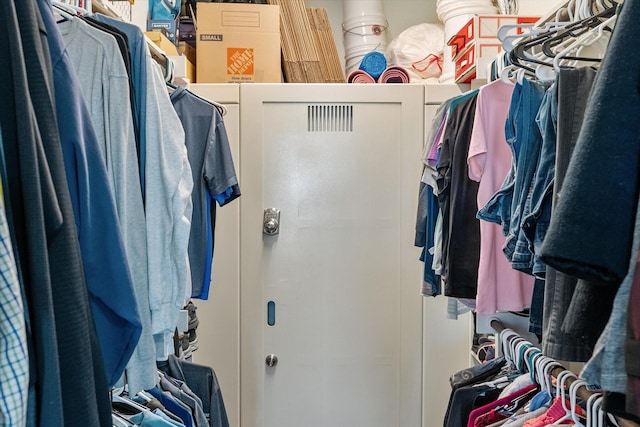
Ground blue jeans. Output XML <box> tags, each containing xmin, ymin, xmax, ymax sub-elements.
<box><xmin>522</xmin><ymin>83</ymin><xmax>558</xmax><ymax>278</ymax></box>
<box><xmin>502</xmin><ymin>78</ymin><xmax>549</xmax><ymax>272</ymax></box>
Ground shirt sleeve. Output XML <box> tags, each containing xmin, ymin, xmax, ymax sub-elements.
<box><xmin>467</xmin><ymin>89</ymin><xmax>488</xmax><ymax>183</ymax></box>
<box><xmin>203</xmin><ymin>112</ymin><xmax>240</xmax><ymax>206</ymax></box>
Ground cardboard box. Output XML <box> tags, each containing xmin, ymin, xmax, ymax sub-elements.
<box><xmin>448</xmin><ymin>15</ymin><xmax>539</xmax><ymax>61</ymax></box>
<box><xmin>196</xmin><ymin>3</ymin><xmax>281</xmax><ymax>83</ymax></box>
<box><xmin>147</xmin><ymin>19</ymin><xmax>177</xmax><ymax>43</ymax></box>
<box><xmin>145</xmin><ymin>31</ymin><xmax>179</xmax><ymax>57</ymax></box>
<box><xmin>455</xmin><ymin>44</ymin><xmax>475</xmax><ymax>84</ymax></box>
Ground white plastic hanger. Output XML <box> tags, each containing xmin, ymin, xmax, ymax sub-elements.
<box><xmin>538</xmin><ymin>357</ymin><xmax>564</xmax><ymax>394</ymax></box>
<box><xmin>523</xmin><ymin>346</ymin><xmax>541</xmax><ymax>375</ymax></box>
<box><xmin>535</xmin><ymin>356</ymin><xmax>555</xmax><ymax>391</ymax></box>
<box><xmin>546</xmin><ymin>370</ymin><xmax>578</xmax><ymax>425</ymax></box>
<box><xmin>509</xmin><ymin>336</ymin><xmax>526</xmax><ymax>364</ymax></box>
<box><xmin>568</xmin><ymin>379</ymin><xmax>587</xmax><ymax>426</ymax></box>
<box><xmin>513</xmin><ymin>340</ymin><xmax>533</xmax><ymax>373</ymax></box>
<box><xmin>552</xmin><ymin>14</ymin><xmax>615</xmax><ymax>72</ymax></box>
<box><xmin>499</xmin><ymin>329</ymin><xmax>519</xmax><ymax>362</ymax></box>
<box><xmin>594</xmin><ymin>395</ymin><xmax>606</xmax><ymax>427</ymax></box>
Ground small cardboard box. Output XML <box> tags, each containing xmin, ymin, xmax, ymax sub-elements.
<box><xmin>145</xmin><ymin>31</ymin><xmax>179</xmax><ymax>57</ymax></box>
<box><xmin>147</xmin><ymin>19</ymin><xmax>177</xmax><ymax>43</ymax></box>
<box><xmin>196</xmin><ymin>3</ymin><xmax>281</xmax><ymax>83</ymax></box>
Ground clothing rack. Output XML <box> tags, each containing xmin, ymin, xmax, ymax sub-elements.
<box><xmin>491</xmin><ymin>319</ymin><xmax>640</xmax><ymax>427</ymax></box>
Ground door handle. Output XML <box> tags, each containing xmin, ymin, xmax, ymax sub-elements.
<box><xmin>263</xmin><ymin>208</ymin><xmax>280</xmax><ymax>235</ymax></box>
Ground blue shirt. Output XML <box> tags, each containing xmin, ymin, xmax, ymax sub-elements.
<box><xmin>37</xmin><ymin>0</ymin><xmax>142</xmax><ymax>386</ymax></box>
<box><xmin>93</xmin><ymin>13</ymin><xmax>148</xmax><ymax>197</ymax></box>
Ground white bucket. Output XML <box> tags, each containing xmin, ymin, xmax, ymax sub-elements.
<box><xmin>342</xmin><ymin>0</ymin><xmax>388</xmax><ymax>69</ymax></box>
<box><xmin>343</xmin><ymin>15</ymin><xmax>388</xmax><ymax>51</ymax></box>
<box><xmin>343</xmin><ymin>0</ymin><xmax>385</xmax><ymax>22</ymax></box>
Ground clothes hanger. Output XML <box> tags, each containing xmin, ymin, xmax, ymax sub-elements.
<box><xmin>594</xmin><ymin>395</ymin><xmax>606</xmax><ymax>427</ymax></box>
<box><xmin>52</xmin><ymin>1</ymin><xmax>79</xmax><ymax>23</ymax></box>
<box><xmin>538</xmin><ymin>357</ymin><xmax>564</xmax><ymax>394</ymax></box>
<box><xmin>552</xmin><ymin>14</ymin><xmax>615</xmax><ymax>72</ymax></box>
<box><xmin>499</xmin><ymin>329</ymin><xmax>519</xmax><ymax>362</ymax></box>
<box><xmin>166</xmin><ymin>81</ymin><xmax>228</xmax><ymax>117</ymax></box>
<box><xmin>112</xmin><ymin>391</ymin><xmax>150</xmax><ymax>414</ymax></box>
<box><xmin>528</xmin><ymin>350</ymin><xmax>546</xmax><ymax>384</ymax></box>
<box><xmin>508</xmin><ymin>337</ymin><xmax>526</xmax><ymax>365</ymax></box>
<box><xmin>547</xmin><ymin>370</ymin><xmax>578</xmax><ymax>425</ymax></box>
<box><xmin>586</xmin><ymin>393</ymin><xmax>600</xmax><ymax>427</ymax></box>
<box><xmin>568</xmin><ymin>379</ymin><xmax>587</xmax><ymax>426</ymax></box>
<box><xmin>500</xmin><ymin>64</ymin><xmax>519</xmax><ymax>85</ymax></box>
<box><xmin>523</xmin><ymin>346</ymin><xmax>541</xmax><ymax>375</ymax></box>
<box><xmin>51</xmin><ymin>1</ymin><xmax>89</xmax><ymax>16</ymax></box>
<box><xmin>514</xmin><ymin>340</ymin><xmax>533</xmax><ymax>373</ymax></box>
<box><xmin>510</xmin><ymin>5</ymin><xmax>616</xmax><ymax>72</ymax></box>
<box><xmin>539</xmin><ymin>5</ymin><xmax>617</xmax><ymax>58</ymax></box>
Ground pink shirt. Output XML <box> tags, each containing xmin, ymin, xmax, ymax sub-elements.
<box><xmin>467</xmin><ymin>79</ymin><xmax>534</xmax><ymax>314</ymax></box>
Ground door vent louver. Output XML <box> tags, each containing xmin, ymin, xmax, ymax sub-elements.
<box><xmin>307</xmin><ymin>105</ymin><xmax>353</xmax><ymax>132</ymax></box>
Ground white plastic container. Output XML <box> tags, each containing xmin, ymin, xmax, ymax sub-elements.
<box><xmin>342</xmin><ymin>0</ymin><xmax>388</xmax><ymax>76</ymax></box>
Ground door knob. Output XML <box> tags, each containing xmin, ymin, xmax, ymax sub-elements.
<box><xmin>265</xmin><ymin>354</ymin><xmax>278</xmax><ymax>367</ymax></box>
<box><xmin>263</xmin><ymin>208</ymin><xmax>280</xmax><ymax>235</ymax></box>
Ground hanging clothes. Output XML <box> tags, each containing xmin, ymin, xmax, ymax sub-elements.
<box><xmin>0</xmin><ymin>0</ymin><xmax>115</xmax><ymax>425</ymax></box>
<box><xmin>541</xmin><ymin>67</ymin><xmax>603</xmax><ymax>362</ymax></box>
<box><xmin>37</xmin><ymin>0</ymin><xmax>143</xmax><ymax>388</ymax></box>
<box><xmin>169</xmin><ymin>86</ymin><xmax>240</xmax><ymax>301</ymax></box>
<box><xmin>58</xmin><ymin>12</ymin><xmax>157</xmax><ymax>394</ymax></box>
<box><xmin>467</xmin><ymin>78</ymin><xmax>535</xmax><ymax>316</ymax></box>
<box><xmin>436</xmin><ymin>91</ymin><xmax>481</xmax><ymax>300</ymax></box>
<box><xmin>0</xmin><ymin>175</ymin><xmax>29</xmax><ymax>426</ymax></box>
<box><xmin>92</xmin><ymin>14</ymin><xmax>150</xmax><ymax>194</ymax></box>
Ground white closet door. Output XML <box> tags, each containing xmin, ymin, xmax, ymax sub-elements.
<box><xmin>240</xmin><ymin>83</ymin><xmax>424</xmax><ymax>427</ymax></box>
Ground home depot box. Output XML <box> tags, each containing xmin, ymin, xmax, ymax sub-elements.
<box><xmin>448</xmin><ymin>15</ymin><xmax>540</xmax><ymax>61</ymax></box>
<box><xmin>196</xmin><ymin>3</ymin><xmax>281</xmax><ymax>83</ymax></box>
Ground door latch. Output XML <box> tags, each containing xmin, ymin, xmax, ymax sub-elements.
<box><xmin>263</xmin><ymin>208</ymin><xmax>280</xmax><ymax>235</ymax></box>
<box><xmin>265</xmin><ymin>354</ymin><xmax>279</xmax><ymax>367</ymax></box>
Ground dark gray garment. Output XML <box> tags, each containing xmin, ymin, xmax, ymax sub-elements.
<box><xmin>0</xmin><ymin>2</ymin><xmax>63</xmax><ymax>424</ymax></box>
<box><xmin>17</xmin><ymin>1</ymin><xmax>113</xmax><ymax>425</ymax></box>
<box><xmin>541</xmin><ymin>67</ymin><xmax>614</xmax><ymax>362</ymax></box>
<box><xmin>436</xmin><ymin>94</ymin><xmax>480</xmax><ymax>299</ymax></box>
<box><xmin>162</xmin><ymin>354</ymin><xmax>230</xmax><ymax>427</ymax></box>
<box><xmin>160</xmin><ymin>373</ymin><xmax>208</xmax><ymax>427</ymax></box>
<box><xmin>539</xmin><ymin>7</ymin><xmax>640</xmax><ymax>286</ymax></box>
<box><xmin>1</xmin><ymin>1</ymin><xmax>112</xmax><ymax>425</ymax></box>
